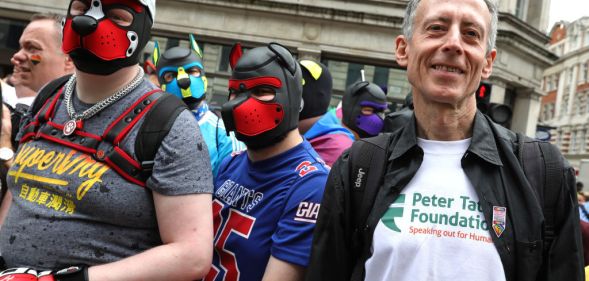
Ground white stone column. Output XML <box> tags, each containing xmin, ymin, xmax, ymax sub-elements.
<box><xmin>566</xmin><ymin>65</ymin><xmax>579</xmax><ymax>119</ymax></box>
<box><xmin>555</xmin><ymin>71</ymin><xmax>566</xmax><ymax>118</ymax></box>
<box><xmin>489</xmin><ymin>80</ymin><xmax>507</xmax><ymax>104</ymax></box>
<box><xmin>511</xmin><ymin>89</ymin><xmax>542</xmax><ymax>137</ymax></box>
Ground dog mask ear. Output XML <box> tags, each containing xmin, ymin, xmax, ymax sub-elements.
<box><xmin>268</xmin><ymin>42</ymin><xmax>296</xmax><ymax>75</ymax></box>
<box><xmin>350</xmin><ymin>81</ymin><xmax>369</xmax><ymax>96</ymax></box>
<box><xmin>229</xmin><ymin>43</ymin><xmax>243</xmax><ymax>70</ymax></box>
<box><xmin>152</xmin><ymin>41</ymin><xmax>161</xmax><ymax>67</ymax></box>
<box><xmin>189</xmin><ymin>34</ymin><xmax>203</xmax><ymax>58</ymax></box>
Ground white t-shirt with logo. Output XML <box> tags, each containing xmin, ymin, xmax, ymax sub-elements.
<box><xmin>364</xmin><ymin>138</ymin><xmax>505</xmax><ymax>281</ymax></box>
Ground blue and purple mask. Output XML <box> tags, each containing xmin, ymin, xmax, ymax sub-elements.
<box><xmin>342</xmin><ymin>81</ymin><xmax>388</xmax><ymax>138</ymax></box>
<box><xmin>356</xmin><ymin>100</ymin><xmax>387</xmax><ymax>137</ymax></box>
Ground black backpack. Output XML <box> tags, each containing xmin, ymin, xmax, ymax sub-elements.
<box><xmin>348</xmin><ymin>131</ymin><xmax>564</xmax><ymax>262</ymax></box>
<box><xmin>17</xmin><ymin>74</ymin><xmax>187</xmax><ymax>185</ymax></box>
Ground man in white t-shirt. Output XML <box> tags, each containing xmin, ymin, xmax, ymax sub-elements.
<box><xmin>306</xmin><ymin>0</ymin><xmax>584</xmax><ymax>281</ymax></box>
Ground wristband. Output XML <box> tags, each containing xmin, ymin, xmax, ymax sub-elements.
<box><xmin>53</xmin><ymin>266</ymin><xmax>88</xmax><ymax>281</ymax></box>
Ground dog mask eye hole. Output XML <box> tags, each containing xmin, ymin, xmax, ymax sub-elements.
<box><xmin>70</xmin><ymin>0</ymin><xmax>90</xmax><ymax>16</ymax></box>
<box><xmin>106</xmin><ymin>8</ymin><xmax>133</xmax><ymax>27</ymax></box>
<box><xmin>163</xmin><ymin>72</ymin><xmax>176</xmax><ymax>83</ymax></box>
<box><xmin>251</xmin><ymin>87</ymin><xmax>276</xmax><ymax>102</ymax></box>
<box><xmin>186</xmin><ymin>67</ymin><xmax>202</xmax><ymax>78</ymax></box>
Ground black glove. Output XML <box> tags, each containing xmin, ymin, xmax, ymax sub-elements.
<box><xmin>0</xmin><ymin>256</ymin><xmax>6</xmax><ymax>270</ymax></box>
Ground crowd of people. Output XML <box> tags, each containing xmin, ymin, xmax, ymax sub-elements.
<box><xmin>0</xmin><ymin>0</ymin><xmax>584</xmax><ymax>280</ymax></box>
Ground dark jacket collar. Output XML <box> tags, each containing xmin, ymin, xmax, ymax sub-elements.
<box><xmin>389</xmin><ymin>110</ymin><xmax>502</xmax><ymax>166</ymax></box>
<box><xmin>469</xmin><ymin>111</ymin><xmax>503</xmax><ymax>166</ymax></box>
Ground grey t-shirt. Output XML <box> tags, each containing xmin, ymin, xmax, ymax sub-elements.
<box><xmin>0</xmin><ymin>78</ymin><xmax>213</xmax><ymax>269</ymax></box>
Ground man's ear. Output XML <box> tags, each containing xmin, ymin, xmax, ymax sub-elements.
<box><xmin>395</xmin><ymin>35</ymin><xmax>409</xmax><ymax>67</ymax></box>
<box><xmin>481</xmin><ymin>49</ymin><xmax>497</xmax><ymax>79</ymax></box>
<box><xmin>64</xmin><ymin>55</ymin><xmax>74</xmax><ymax>73</ymax></box>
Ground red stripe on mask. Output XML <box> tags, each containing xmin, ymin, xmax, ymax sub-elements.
<box><xmin>100</xmin><ymin>0</ymin><xmax>144</xmax><ymax>13</ymax></box>
<box><xmin>228</xmin><ymin>77</ymin><xmax>282</xmax><ymax>91</ymax></box>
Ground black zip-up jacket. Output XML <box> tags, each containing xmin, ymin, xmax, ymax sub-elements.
<box><xmin>306</xmin><ymin>111</ymin><xmax>583</xmax><ymax>281</ymax></box>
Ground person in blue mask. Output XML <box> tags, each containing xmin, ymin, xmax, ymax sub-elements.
<box><xmin>153</xmin><ymin>35</ymin><xmax>244</xmax><ymax>176</ymax></box>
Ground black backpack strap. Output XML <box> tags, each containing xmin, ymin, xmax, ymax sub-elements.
<box><xmin>517</xmin><ymin>133</ymin><xmax>563</xmax><ymax>251</ymax></box>
<box><xmin>350</xmin><ymin>134</ymin><xmax>391</xmax><ymax>231</ymax></box>
<box><xmin>135</xmin><ymin>93</ymin><xmax>187</xmax><ymax>175</ymax></box>
<box><xmin>19</xmin><ymin>87</ymin><xmax>66</xmax><ymax>144</ymax></box>
<box><xmin>16</xmin><ymin>75</ymin><xmax>71</xmax><ymax>145</ymax></box>
<box><xmin>537</xmin><ymin>141</ymin><xmax>563</xmax><ymax>248</ymax></box>
<box><xmin>31</xmin><ymin>75</ymin><xmax>72</xmax><ymax>116</ymax></box>
<box><xmin>348</xmin><ymin>134</ymin><xmax>392</xmax><ymax>281</ymax></box>
<box><xmin>518</xmin><ymin>133</ymin><xmax>543</xmax><ymax>199</ymax></box>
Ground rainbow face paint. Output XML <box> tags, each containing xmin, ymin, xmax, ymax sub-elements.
<box><xmin>30</xmin><ymin>54</ymin><xmax>42</xmax><ymax>65</ymax></box>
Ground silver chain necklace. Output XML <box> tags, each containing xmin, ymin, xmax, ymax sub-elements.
<box><xmin>62</xmin><ymin>67</ymin><xmax>145</xmax><ymax>136</ymax></box>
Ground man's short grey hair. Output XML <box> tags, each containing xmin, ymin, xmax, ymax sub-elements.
<box><xmin>401</xmin><ymin>0</ymin><xmax>498</xmax><ymax>54</ymax></box>
<box><xmin>30</xmin><ymin>13</ymin><xmax>64</xmax><ymax>48</ymax></box>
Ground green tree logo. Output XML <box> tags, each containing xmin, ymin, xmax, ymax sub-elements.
<box><xmin>382</xmin><ymin>194</ymin><xmax>405</xmax><ymax>232</ymax></box>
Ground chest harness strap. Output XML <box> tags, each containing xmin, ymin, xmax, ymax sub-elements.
<box><xmin>20</xmin><ymin>88</ymin><xmax>165</xmax><ymax>187</ymax></box>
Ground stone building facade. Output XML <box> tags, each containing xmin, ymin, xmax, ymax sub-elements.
<box><xmin>540</xmin><ymin>17</ymin><xmax>589</xmax><ymax>167</ymax></box>
<box><xmin>0</xmin><ymin>0</ymin><xmax>555</xmax><ymax>136</ymax></box>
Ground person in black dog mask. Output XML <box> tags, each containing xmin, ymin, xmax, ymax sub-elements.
<box><xmin>341</xmin><ymin>81</ymin><xmax>388</xmax><ymax>139</ymax></box>
<box><xmin>211</xmin><ymin>42</ymin><xmax>329</xmax><ymax>281</ymax></box>
<box><xmin>297</xmin><ymin>60</ymin><xmax>354</xmax><ymax>166</ymax></box>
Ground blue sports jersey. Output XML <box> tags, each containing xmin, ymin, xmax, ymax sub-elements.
<box><xmin>193</xmin><ymin>103</ymin><xmax>245</xmax><ymax>177</ymax></box>
<box><xmin>206</xmin><ymin>140</ymin><xmax>329</xmax><ymax>281</ymax></box>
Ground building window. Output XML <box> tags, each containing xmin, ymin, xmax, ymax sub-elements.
<box><xmin>324</xmin><ymin>58</ymin><xmax>410</xmax><ymax>104</ymax></box>
<box><xmin>585</xmin><ymin>30</ymin><xmax>589</xmax><ymax>47</ymax></box>
<box><xmin>373</xmin><ymin>66</ymin><xmax>390</xmax><ymax>89</ymax></box>
<box><xmin>584</xmin><ymin>62</ymin><xmax>589</xmax><ymax>82</ymax></box>
<box><xmin>218</xmin><ymin>45</ymin><xmax>232</xmax><ymax>73</ymax></box>
<box><xmin>574</xmin><ymin>94</ymin><xmax>582</xmax><ymax>115</ymax></box>
<box><xmin>571</xmin><ymin>34</ymin><xmax>580</xmax><ymax>51</ymax></box>
<box><xmin>346</xmin><ymin>63</ymin><xmax>364</xmax><ymax>86</ymax></box>
<box><xmin>387</xmin><ymin>68</ymin><xmax>412</xmax><ymax>100</ymax></box>
<box><xmin>579</xmin><ymin>63</ymin><xmax>588</xmax><ymax>84</ymax></box>
<box><xmin>165</xmin><ymin>38</ymin><xmax>180</xmax><ymax>49</ymax></box>
<box><xmin>580</xmin><ymin>129</ymin><xmax>587</xmax><ymax>153</ymax></box>
<box><xmin>580</xmin><ymin>93</ymin><xmax>588</xmax><ymax>114</ymax></box>
<box><xmin>515</xmin><ymin>0</ymin><xmax>527</xmax><ymax>20</ymax></box>
<box><xmin>0</xmin><ymin>18</ymin><xmax>27</xmax><ymax>50</ymax></box>
<box><xmin>543</xmin><ymin>103</ymin><xmax>556</xmax><ymax>121</ymax></box>
<box><xmin>561</xmin><ymin>94</ymin><xmax>569</xmax><ymax>116</ymax></box>
<box><xmin>542</xmin><ymin>104</ymin><xmax>554</xmax><ymax>121</ymax></box>
<box><xmin>571</xmin><ymin>130</ymin><xmax>577</xmax><ymax>153</ymax></box>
